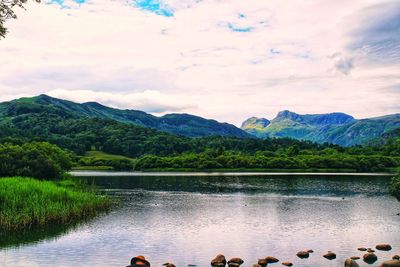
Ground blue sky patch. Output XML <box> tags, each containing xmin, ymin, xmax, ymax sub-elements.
<box><xmin>48</xmin><ymin>0</ymin><xmax>86</xmax><ymax>8</ymax></box>
<box><xmin>133</xmin><ymin>0</ymin><xmax>174</xmax><ymax>17</ymax></box>
<box><xmin>227</xmin><ymin>23</ymin><xmax>253</xmax><ymax>33</ymax></box>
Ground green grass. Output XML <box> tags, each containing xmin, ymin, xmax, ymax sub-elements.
<box><xmin>0</xmin><ymin>177</ymin><xmax>110</xmax><ymax>231</ymax></box>
<box><xmin>76</xmin><ymin>150</ymin><xmax>135</xmax><ymax>170</ymax></box>
<box><xmin>72</xmin><ymin>166</ymin><xmax>114</xmax><ymax>171</ymax></box>
<box><xmin>84</xmin><ymin>150</ymin><xmax>134</xmax><ymax>161</ymax></box>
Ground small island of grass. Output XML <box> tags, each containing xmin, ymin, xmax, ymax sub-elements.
<box><xmin>0</xmin><ymin>177</ymin><xmax>110</xmax><ymax>231</ymax></box>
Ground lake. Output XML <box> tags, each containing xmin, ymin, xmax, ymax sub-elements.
<box><xmin>1</xmin><ymin>172</ymin><xmax>399</xmax><ymax>267</ymax></box>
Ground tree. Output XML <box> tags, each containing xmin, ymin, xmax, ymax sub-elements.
<box><xmin>0</xmin><ymin>0</ymin><xmax>40</xmax><ymax>38</ymax></box>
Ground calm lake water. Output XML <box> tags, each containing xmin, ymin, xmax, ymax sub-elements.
<box><xmin>1</xmin><ymin>172</ymin><xmax>399</xmax><ymax>267</ymax></box>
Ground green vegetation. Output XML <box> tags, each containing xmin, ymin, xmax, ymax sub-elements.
<box><xmin>0</xmin><ymin>142</ymin><xmax>72</xmax><ymax>179</ymax></box>
<box><xmin>0</xmin><ymin>177</ymin><xmax>110</xmax><ymax>231</ymax></box>
<box><xmin>77</xmin><ymin>151</ymin><xmax>135</xmax><ymax>171</ymax></box>
<box><xmin>389</xmin><ymin>174</ymin><xmax>400</xmax><ymax>200</ymax></box>
<box><xmin>135</xmin><ymin>150</ymin><xmax>399</xmax><ymax>172</ymax></box>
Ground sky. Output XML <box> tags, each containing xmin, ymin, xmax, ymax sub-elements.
<box><xmin>0</xmin><ymin>0</ymin><xmax>399</xmax><ymax>126</ymax></box>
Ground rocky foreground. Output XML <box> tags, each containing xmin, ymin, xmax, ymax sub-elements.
<box><xmin>150</xmin><ymin>243</ymin><xmax>400</xmax><ymax>267</ymax></box>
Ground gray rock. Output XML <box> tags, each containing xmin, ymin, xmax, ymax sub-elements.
<box><xmin>211</xmin><ymin>254</ymin><xmax>227</xmax><ymax>267</ymax></box>
<box><xmin>380</xmin><ymin>260</ymin><xmax>400</xmax><ymax>267</ymax></box>
<box><xmin>265</xmin><ymin>256</ymin><xmax>279</xmax><ymax>263</ymax></box>
<box><xmin>297</xmin><ymin>251</ymin><xmax>310</xmax><ymax>259</ymax></box>
<box><xmin>376</xmin><ymin>244</ymin><xmax>392</xmax><ymax>251</ymax></box>
<box><xmin>345</xmin><ymin>259</ymin><xmax>359</xmax><ymax>267</ymax></box>
<box><xmin>323</xmin><ymin>251</ymin><xmax>336</xmax><ymax>260</ymax></box>
<box><xmin>363</xmin><ymin>253</ymin><xmax>378</xmax><ymax>264</ymax></box>
<box><xmin>228</xmin><ymin>258</ymin><xmax>244</xmax><ymax>267</ymax></box>
<box><xmin>257</xmin><ymin>259</ymin><xmax>267</xmax><ymax>267</ymax></box>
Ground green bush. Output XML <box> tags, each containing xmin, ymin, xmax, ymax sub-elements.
<box><xmin>0</xmin><ymin>142</ymin><xmax>72</xmax><ymax>179</ymax></box>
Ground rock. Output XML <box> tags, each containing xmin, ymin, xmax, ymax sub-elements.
<box><xmin>363</xmin><ymin>253</ymin><xmax>378</xmax><ymax>264</ymax></box>
<box><xmin>253</xmin><ymin>264</ymin><xmax>262</xmax><ymax>267</ymax></box>
<box><xmin>211</xmin><ymin>254</ymin><xmax>227</xmax><ymax>267</ymax></box>
<box><xmin>323</xmin><ymin>251</ymin><xmax>337</xmax><ymax>260</ymax></box>
<box><xmin>393</xmin><ymin>255</ymin><xmax>400</xmax><ymax>260</ymax></box>
<box><xmin>257</xmin><ymin>259</ymin><xmax>268</xmax><ymax>267</ymax></box>
<box><xmin>228</xmin><ymin>258</ymin><xmax>244</xmax><ymax>267</ymax></box>
<box><xmin>376</xmin><ymin>244</ymin><xmax>393</xmax><ymax>251</ymax></box>
<box><xmin>358</xmin><ymin>247</ymin><xmax>367</xmax><ymax>251</ymax></box>
<box><xmin>345</xmin><ymin>258</ymin><xmax>360</xmax><ymax>267</ymax></box>
<box><xmin>130</xmin><ymin>256</ymin><xmax>150</xmax><ymax>267</ymax></box>
<box><xmin>266</xmin><ymin>256</ymin><xmax>279</xmax><ymax>263</ymax></box>
<box><xmin>163</xmin><ymin>263</ymin><xmax>176</xmax><ymax>267</ymax></box>
<box><xmin>297</xmin><ymin>251</ymin><xmax>310</xmax><ymax>259</ymax></box>
<box><xmin>380</xmin><ymin>260</ymin><xmax>400</xmax><ymax>267</ymax></box>
<box><xmin>350</xmin><ymin>256</ymin><xmax>360</xmax><ymax>260</ymax></box>
<box><xmin>367</xmin><ymin>248</ymin><xmax>375</xmax><ymax>253</ymax></box>
<box><xmin>282</xmin><ymin>262</ymin><xmax>293</xmax><ymax>266</ymax></box>
<box><xmin>307</xmin><ymin>249</ymin><xmax>314</xmax><ymax>253</ymax></box>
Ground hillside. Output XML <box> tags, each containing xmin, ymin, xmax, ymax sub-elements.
<box><xmin>241</xmin><ymin>110</ymin><xmax>400</xmax><ymax>146</ymax></box>
<box><xmin>0</xmin><ymin>95</ymin><xmax>249</xmax><ymax>138</ymax></box>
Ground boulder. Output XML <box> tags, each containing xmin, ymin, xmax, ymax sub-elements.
<box><xmin>163</xmin><ymin>263</ymin><xmax>176</xmax><ymax>267</ymax></box>
<box><xmin>211</xmin><ymin>254</ymin><xmax>227</xmax><ymax>267</ymax></box>
<box><xmin>380</xmin><ymin>260</ymin><xmax>400</xmax><ymax>267</ymax></box>
<box><xmin>307</xmin><ymin>249</ymin><xmax>314</xmax><ymax>253</ymax></box>
<box><xmin>350</xmin><ymin>256</ymin><xmax>360</xmax><ymax>260</ymax></box>
<box><xmin>363</xmin><ymin>253</ymin><xmax>378</xmax><ymax>264</ymax></box>
<box><xmin>265</xmin><ymin>256</ymin><xmax>279</xmax><ymax>263</ymax></box>
<box><xmin>376</xmin><ymin>244</ymin><xmax>393</xmax><ymax>251</ymax></box>
<box><xmin>323</xmin><ymin>251</ymin><xmax>337</xmax><ymax>260</ymax></box>
<box><xmin>345</xmin><ymin>259</ymin><xmax>360</xmax><ymax>267</ymax></box>
<box><xmin>282</xmin><ymin>262</ymin><xmax>293</xmax><ymax>266</ymax></box>
<box><xmin>297</xmin><ymin>251</ymin><xmax>310</xmax><ymax>259</ymax></box>
<box><xmin>358</xmin><ymin>247</ymin><xmax>367</xmax><ymax>251</ymax></box>
<box><xmin>228</xmin><ymin>258</ymin><xmax>244</xmax><ymax>267</ymax></box>
<box><xmin>393</xmin><ymin>255</ymin><xmax>400</xmax><ymax>260</ymax></box>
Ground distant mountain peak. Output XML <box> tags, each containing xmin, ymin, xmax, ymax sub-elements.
<box><xmin>275</xmin><ymin>110</ymin><xmax>300</xmax><ymax>121</ymax></box>
<box><xmin>241</xmin><ymin>117</ymin><xmax>270</xmax><ymax>128</ymax></box>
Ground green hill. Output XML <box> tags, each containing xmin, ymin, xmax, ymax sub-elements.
<box><xmin>1</xmin><ymin>94</ymin><xmax>249</xmax><ymax>138</ymax></box>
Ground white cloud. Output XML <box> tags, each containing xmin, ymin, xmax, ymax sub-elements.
<box><xmin>0</xmin><ymin>0</ymin><xmax>399</xmax><ymax>126</ymax></box>
<box><xmin>46</xmin><ymin>88</ymin><xmax>195</xmax><ymax>113</ymax></box>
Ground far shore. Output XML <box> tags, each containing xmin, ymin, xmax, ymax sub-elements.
<box><xmin>69</xmin><ymin>170</ymin><xmax>394</xmax><ymax>177</ymax></box>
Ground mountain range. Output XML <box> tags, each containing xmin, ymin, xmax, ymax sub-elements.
<box><xmin>0</xmin><ymin>95</ymin><xmax>249</xmax><ymax>138</ymax></box>
<box><xmin>0</xmin><ymin>95</ymin><xmax>399</xmax><ymax>147</ymax></box>
<box><xmin>241</xmin><ymin>110</ymin><xmax>400</xmax><ymax>146</ymax></box>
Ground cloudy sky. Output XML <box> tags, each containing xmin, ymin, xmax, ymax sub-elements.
<box><xmin>0</xmin><ymin>0</ymin><xmax>399</xmax><ymax>125</ymax></box>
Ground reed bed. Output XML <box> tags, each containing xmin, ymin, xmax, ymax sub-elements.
<box><xmin>0</xmin><ymin>177</ymin><xmax>110</xmax><ymax>231</ymax></box>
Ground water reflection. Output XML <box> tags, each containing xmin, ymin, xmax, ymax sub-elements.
<box><xmin>78</xmin><ymin>174</ymin><xmax>391</xmax><ymax>196</ymax></box>
<box><xmin>1</xmin><ymin>174</ymin><xmax>398</xmax><ymax>267</ymax></box>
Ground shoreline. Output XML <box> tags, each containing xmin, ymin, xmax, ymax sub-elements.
<box><xmin>69</xmin><ymin>170</ymin><xmax>394</xmax><ymax>177</ymax></box>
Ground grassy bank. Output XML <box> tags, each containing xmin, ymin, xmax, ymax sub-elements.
<box><xmin>0</xmin><ymin>177</ymin><xmax>110</xmax><ymax>231</ymax></box>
